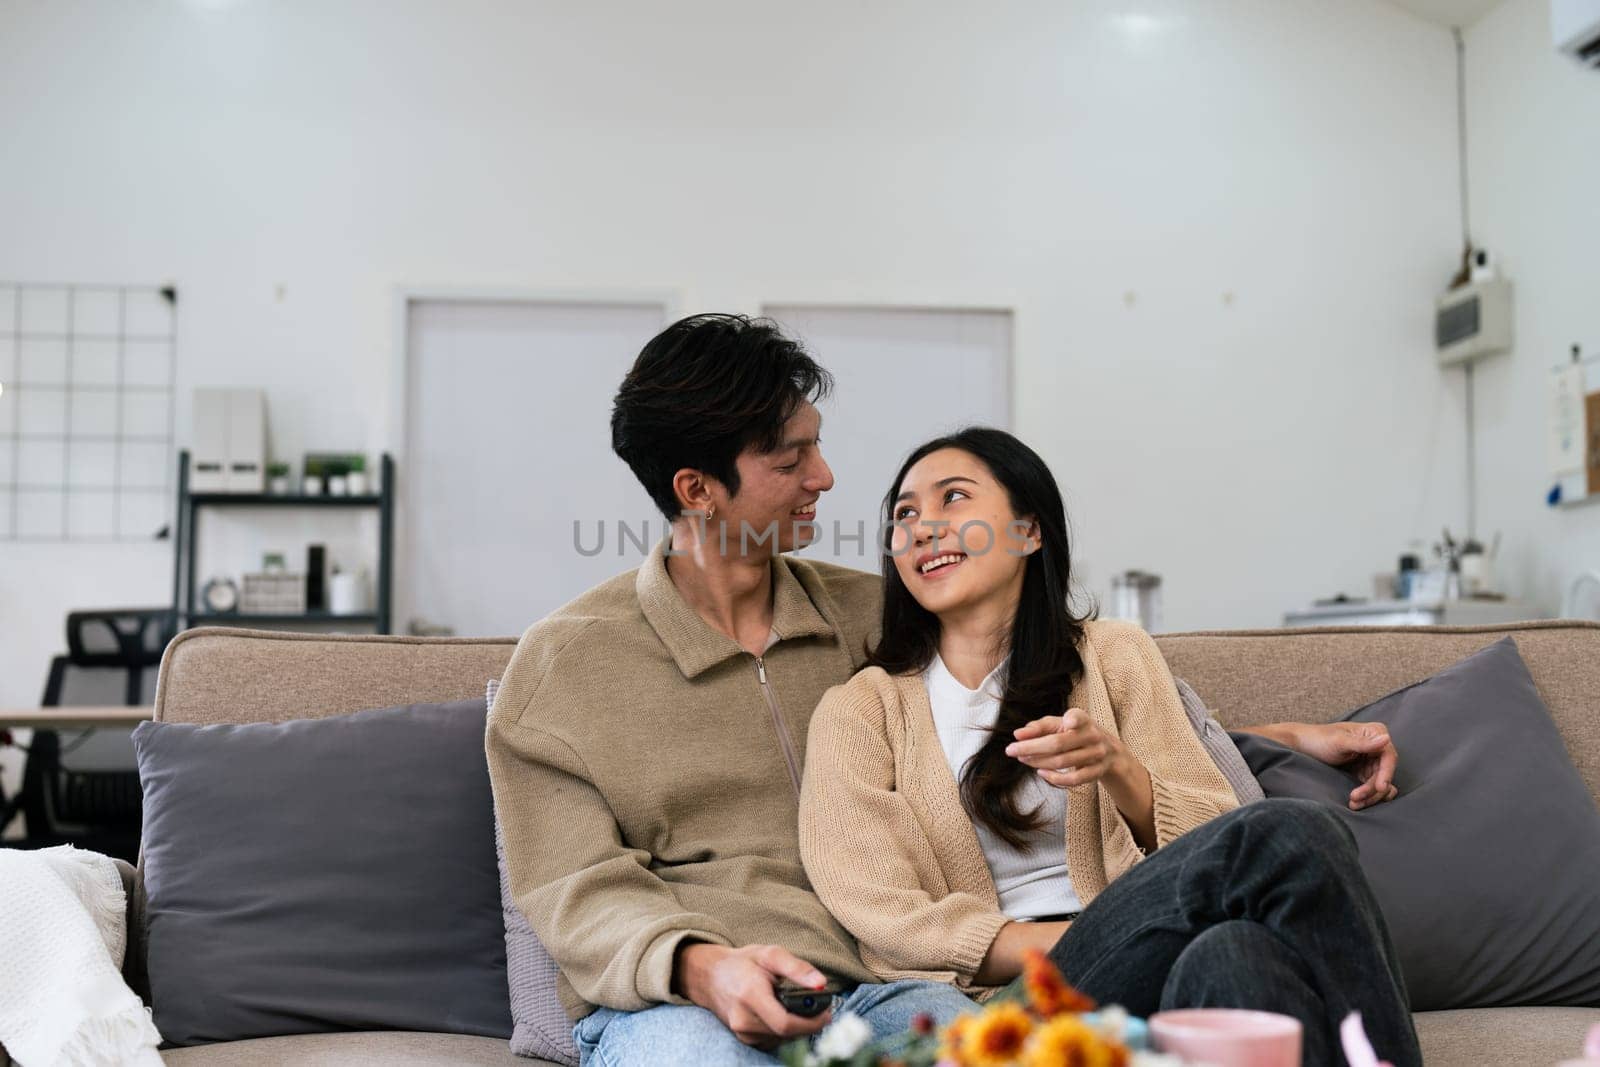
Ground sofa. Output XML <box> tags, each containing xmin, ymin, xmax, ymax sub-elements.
<box><xmin>33</xmin><ymin>619</ymin><xmax>1600</xmax><ymax>1065</ymax></box>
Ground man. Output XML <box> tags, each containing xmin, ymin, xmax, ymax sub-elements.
<box><xmin>485</xmin><ymin>314</ymin><xmax>1399</xmax><ymax>1066</ymax></box>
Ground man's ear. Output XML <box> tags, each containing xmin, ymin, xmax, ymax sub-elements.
<box><xmin>671</xmin><ymin>468</ymin><xmax>718</xmax><ymax>517</ymax></box>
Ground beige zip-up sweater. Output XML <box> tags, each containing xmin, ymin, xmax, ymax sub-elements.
<box><xmin>486</xmin><ymin>543</ymin><xmax>881</xmax><ymax>1021</ymax></box>
<box><xmin>797</xmin><ymin>620</ymin><xmax>1239</xmax><ymax>994</ymax></box>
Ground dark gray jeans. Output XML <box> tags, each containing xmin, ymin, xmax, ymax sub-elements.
<box><xmin>1048</xmin><ymin>798</ymin><xmax>1421</xmax><ymax>1067</ymax></box>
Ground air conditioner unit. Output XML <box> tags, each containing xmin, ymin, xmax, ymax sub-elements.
<box><xmin>1435</xmin><ymin>278</ymin><xmax>1513</xmax><ymax>366</ymax></box>
<box><xmin>1553</xmin><ymin>0</ymin><xmax>1600</xmax><ymax>67</ymax></box>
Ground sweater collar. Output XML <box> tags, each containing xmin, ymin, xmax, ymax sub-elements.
<box><xmin>636</xmin><ymin>540</ymin><xmax>838</xmax><ymax>679</ymax></box>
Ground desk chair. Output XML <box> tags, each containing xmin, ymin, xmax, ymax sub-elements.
<box><xmin>4</xmin><ymin>608</ymin><xmax>174</xmax><ymax>861</ymax></box>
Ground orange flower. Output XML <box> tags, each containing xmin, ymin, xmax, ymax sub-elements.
<box><xmin>964</xmin><ymin>1003</ymin><xmax>1034</xmax><ymax>1067</ymax></box>
<box><xmin>1022</xmin><ymin>949</ymin><xmax>1097</xmax><ymax>1017</ymax></box>
<box><xmin>1024</xmin><ymin>1015</ymin><xmax>1115</xmax><ymax>1067</ymax></box>
<box><xmin>939</xmin><ymin>1012</ymin><xmax>977</xmax><ymax>1065</ymax></box>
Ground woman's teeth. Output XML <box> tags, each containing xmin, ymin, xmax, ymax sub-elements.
<box><xmin>919</xmin><ymin>553</ymin><xmax>966</xmax><ymax>574</ymax></box>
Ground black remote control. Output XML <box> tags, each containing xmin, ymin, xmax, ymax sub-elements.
<box><xmin>776</xmin><ymin>980</ymin><xmax>840</xmax><ymax>1018</ymax></box>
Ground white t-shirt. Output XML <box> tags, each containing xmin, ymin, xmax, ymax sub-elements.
<box><xmin>922</xmin><ymin>653</ymin><xmax>1083</xmax><ymax>920</ymax></box>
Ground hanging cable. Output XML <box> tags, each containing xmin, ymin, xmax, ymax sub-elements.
<box><xmin>1466</xmin><ymin>361</ymin><xmax>1476</xmax><ymax>539</ymax></box>
<box><xmin>1454</xmin><ymin>27</ymin><xmax>1471</xmax><ymax>251</ymax></box>
<box><xmin>1454</xmin><ymin>26</ymin><xmax>1477</xmax><ymax>541</ymax></box>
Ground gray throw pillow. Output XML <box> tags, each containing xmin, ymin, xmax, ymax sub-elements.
<box><xmin>486</xmin><ymin>679</ymin><xmax>580</xmax><ymax>1064</ymax></box>
<box><xmin>1230</xmin><ymin>637</ymin><xmax>1600</xmax><ymax>1011</ymax></box>
<box><xmin>133</xmin><ymin>700</ymin><xmax>514</xmax><ymax>1046</ymax></box>
<box><xmin>1173</xmin><ymin>676</ymin><xmax>1265</xmax><ymax>805</ymax></box>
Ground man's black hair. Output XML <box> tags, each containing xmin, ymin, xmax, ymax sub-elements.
<box><xmin>611</xmin><ymin>314</ymin><xmax>833</xmax><ymax>519</ymax></box>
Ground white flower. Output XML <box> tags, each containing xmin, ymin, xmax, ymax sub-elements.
<box><xmin>813</xmin><ymin>1012</ymin><xmax>872</xmax><ymax>1060</ymax></box>
<box><xmin>1090</xmin><ymin>1005</ymin><xmax>1129</xmax><ymax>1041</ymax></box>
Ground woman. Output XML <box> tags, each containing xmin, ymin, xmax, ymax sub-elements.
<box><xmin>798</xmin><ymin>428</ymin><xmax>1420</xmax><ymax>1067</ymax></box>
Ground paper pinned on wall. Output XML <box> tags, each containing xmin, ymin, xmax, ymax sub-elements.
<box><xmin>1550</xmin><ymin>359</ymin><xmax>1600</xmax><ymax>508</ymax></box>
<box><xmin>1550</xmin><ymin>364</ymin><xmax>1586</xmax><ymax>476</ymax></box>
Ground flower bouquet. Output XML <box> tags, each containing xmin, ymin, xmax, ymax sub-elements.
<box><xmin>780</xmin><ymin>950</ymin><xmax>1185</xmax><ymax>1067</ymax></box>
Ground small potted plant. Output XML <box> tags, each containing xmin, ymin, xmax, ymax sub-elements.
<box><xmin>345</xmin><ymin>454</ymin><xmax>369</xmax><ymax>496</ymax></box>
<box><xmin>302</xmin><ymin>456</ymin><xmax>325</xmax><ymax>496</ymax></box>
<box><xmin>327</xmin><ymin>461</ymin><xmax>349</xmax><ymax>496</ymax></box>
<box><xmin>266</xmin><ymin>463</ymin><xmax>292</xmax><ymax>496</ymax></box>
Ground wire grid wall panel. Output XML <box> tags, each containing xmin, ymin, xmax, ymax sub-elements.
<box><xmin>0</xmin><ymin>283</ymin><xmax>177</xmax><ymax>541</ymax></box>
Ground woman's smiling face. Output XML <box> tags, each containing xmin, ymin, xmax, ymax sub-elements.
<box><xmin>889</xmin><ymin>447</ymin><xmax>1037</xmax><ymax>621</ymax></box>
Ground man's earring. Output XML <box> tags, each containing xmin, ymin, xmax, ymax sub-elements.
<box><xmin>705</xmin><ymin>506</ymin><xmax>715</xmax><ymax>522</ymax></box>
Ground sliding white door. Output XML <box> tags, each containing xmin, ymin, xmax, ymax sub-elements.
<box><xmin>400</xmin><ymin>298</ymin><xmax>668</xmax><ymax>637</ymax></box>
<box><xmin>399</xmin><ymin>300</ymin><xmax>1012</xmax><ymax>636</ymax></box>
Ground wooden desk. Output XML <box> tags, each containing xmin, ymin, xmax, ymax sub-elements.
<box><xmin>0</xmin><ymin>707</ymin><xmax>154</xmax><ymax>729</ymax></box>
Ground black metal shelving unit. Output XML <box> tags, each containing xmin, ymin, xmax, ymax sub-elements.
<box><xmin>171</xmin><ymin>450</ymin><xmax>395</xmax><ymax>633</ymax></box>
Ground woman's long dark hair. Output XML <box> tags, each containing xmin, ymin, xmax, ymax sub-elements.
<box><xmin>865</xmin><ymin>427</ymin><xmax>1095</xmax><ymax>851</ymax></box>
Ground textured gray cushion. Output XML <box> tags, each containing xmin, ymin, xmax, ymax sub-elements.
<box><xmin>486</xmin><ymin>679</ymin><xmax>579</xmax><ymax>1065</ymax></box>
<box><xmin>1230</xmin><ymin>637</ymin><xmax>1600</xmax><ymax>1011</ymax></box>
<box><xmin>1173</xmin><ymin>676</ymin><xmax>1265</xmax><ymax>805</ymax></box>
<box><xmin>133</xmin><ymin>700</ymin><xmax>514</xmax><ymax>1047</ymax></box>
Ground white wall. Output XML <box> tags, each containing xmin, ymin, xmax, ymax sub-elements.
<box><xmin>0</xmin><ymin>0</ymin><xmax>1465</xmax><ymax>735</ymax></box>
<box><xmin>1464</xmin><ymin>0</ymin><xmax>1600</xmax><ymax>611</ymax></box>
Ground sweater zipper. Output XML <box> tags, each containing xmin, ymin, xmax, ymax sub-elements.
<box><xmin>754</xmin><ymin>655</ymin><xmax>803</xmax><ymax>795</ymax></box>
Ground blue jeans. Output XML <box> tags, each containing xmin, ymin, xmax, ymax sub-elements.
<box><xmin>573</xmin><ymin>979</ymin><xmax>975</xmax><ymax>1067</ymax></box>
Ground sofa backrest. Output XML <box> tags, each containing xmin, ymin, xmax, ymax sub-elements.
<box><xmin>153</xmin><ymin>627</ymin><xmax>517</xmax><ymax>725</ymax></box>
<box><xmin>155</xmin><ymin>620</ymin><xmax>1600</xmax><ymax>798</ymax></box>
<box><xmin>1154</xmin><ymin>620</ymin><xmax>1600</xmax><ymax>801</ymax></box>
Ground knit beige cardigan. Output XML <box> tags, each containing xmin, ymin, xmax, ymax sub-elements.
<box><xmin>797</xmin><ymin>619</ymin><xmax>1239</xmax><ymax>994</ymax></box>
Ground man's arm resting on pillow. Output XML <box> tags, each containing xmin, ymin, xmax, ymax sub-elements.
<box><xmin>1235</xmin><ymin>720</ymin><xmax>1399</xmax><ymax>810</ymax></box>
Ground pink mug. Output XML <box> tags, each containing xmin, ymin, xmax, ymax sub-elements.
<box><xmin>1149</xmin><ymin>1008</ymin><xmax>1303</xmax><ymax>1067</ymax></box>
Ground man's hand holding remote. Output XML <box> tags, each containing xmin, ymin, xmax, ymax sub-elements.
<box><xmin>674</xmin><ymin>943</ymin><xmax>833</xmax><ymax>1048</ymax></box>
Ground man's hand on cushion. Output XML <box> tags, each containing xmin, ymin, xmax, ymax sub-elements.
<box><xmin>1282</xmin><ymin>721</ymin><xmax>1400</xmax><ymax>810</ymax></box>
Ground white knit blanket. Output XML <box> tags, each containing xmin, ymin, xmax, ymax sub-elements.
<box><xmin>0</xmin><ymin>846</ymin><xmax>163</xmax><ymax>1066</ymax></box>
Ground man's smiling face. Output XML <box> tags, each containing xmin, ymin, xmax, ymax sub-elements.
<box><xmin>716</xmin><ymin>401</ymin><xmax>834</xmax><ymax>558</ymax></box>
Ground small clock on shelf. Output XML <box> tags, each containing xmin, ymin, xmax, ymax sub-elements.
<box><xmin>201</xmin><ymin>576</ymin><xmax>239</xmax><ymax>614</ymax></box>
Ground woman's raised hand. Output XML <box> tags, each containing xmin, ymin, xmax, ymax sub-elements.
<box><xmin>1008</xmin><ymin>708</ymin><xmax>1159</xmax><ymax>850</ymax></box>
<box><xmin>1006</xmin><ymin>708</ymin><xmax>1127</xmax><ymax>789</ymax></box>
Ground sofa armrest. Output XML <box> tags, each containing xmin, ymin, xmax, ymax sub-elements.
<box><xmin>114</xmin><ymin>858</ymin><xmax>151</xmax><ymax>1005</ymax></box>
